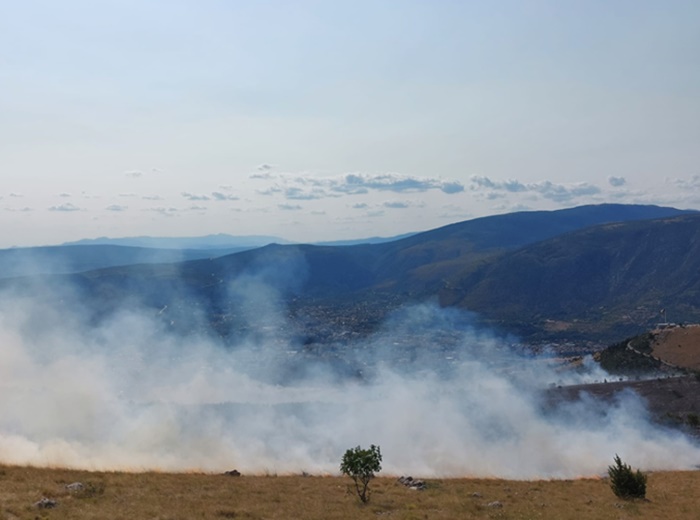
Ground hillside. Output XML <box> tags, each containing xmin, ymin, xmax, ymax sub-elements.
<box><xmin>1</xmin><ymin>204</ymin><xmax>697</xmax><ymax>344</ymax></box>
<box><xmin>363</xmin><ymin>203</ymin><xmax>695</xmax><ymax>292</ymax></box>
<box><xmin>3</xmin><ymin>467</ymin><xmax>700</xmax><ymax>520</ymax></box>
<box><xmin>651</xmin><ymin>325</ymin><xmax>700</xmax><ymax>371</ymax></box>
<box><xmin>444</xmin><ymin>214</ymin><xmax>700</xmax><ymax>341</ymax></box>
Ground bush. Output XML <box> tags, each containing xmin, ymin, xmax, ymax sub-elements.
<box><xmin>608</xmin><ymin>454</ymin><xmax>647</xmax><ymax>499</ymax></box>
<box><xmin>340</xmin><ymin>444</ymin><xmax>382</xmax><ymax>503</ymax></box>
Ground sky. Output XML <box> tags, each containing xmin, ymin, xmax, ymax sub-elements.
<box><xmin>1</xmin><ymin>0</ymin><xmax>699</xmax><ymax>248</ymax></box>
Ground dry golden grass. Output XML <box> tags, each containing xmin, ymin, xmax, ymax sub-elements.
<box><xmin>1</xmin><ymin>465</ymin><xmax>700</xmax><ymax>519</ymax></box>
<box><xmin>652</xmin><ymin>325</ymin><xmax>700</xmax><ymax>371</ymax></box>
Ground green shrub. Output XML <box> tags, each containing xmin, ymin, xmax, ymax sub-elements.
<box><xmin>340</xmin><ymin>444</ymin><xmax>382</xmax><ymax>503</ymax></box>
<box><xmin>608</xmin><ymin>454</ymin><xmax>647</xmax><ymax>499</ymax></box>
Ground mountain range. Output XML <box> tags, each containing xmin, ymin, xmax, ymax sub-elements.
<box><xmin>2</xmin><ymin>203</ymin><xmax>698</xmax><ymax>345</ymax></box>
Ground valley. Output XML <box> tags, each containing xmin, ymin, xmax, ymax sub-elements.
<box><xmin>1</xmin><ymin>204</ymin><xmax>699</xmax><ymax>481</ymax></box>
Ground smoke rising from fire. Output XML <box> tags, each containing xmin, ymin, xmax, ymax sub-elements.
<box><xmin>0</xmin><ymin>277</ymin><xmax>698</xmax><ymax>478</ymax></box>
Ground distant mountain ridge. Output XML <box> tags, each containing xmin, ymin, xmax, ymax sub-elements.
<box><xmin>64</xmin><ymin>232</ymin><xmax>415</xmax><ymax>249</ymax></box>
<box><xmin>62</xmin><ymin>233</ymin><xmax>292</xmax><ymax>249</ymax></box>
<box><xmin>3</xmin><ymin>203</ymin><xmax>698</xmax><ymax>343</ymax></box>
<box><xmin>0</xmin><ymin>244</ymin><xmax>253</xmax><ymax>279</ymax></box>
<box><xmin>0</xmin><ymin>232</ymin><xmax>413</xmax><ymax>278</ymax></box>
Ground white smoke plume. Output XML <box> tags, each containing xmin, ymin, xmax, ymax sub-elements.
<box><xmin>0</xmin><ymin>278</ymin><xmax>698</xmax><ymax>478</ymax></box>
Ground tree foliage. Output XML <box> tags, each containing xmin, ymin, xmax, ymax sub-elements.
<box><xmin>608</xmin><ymin>454</ymin><xmax>647</xmax><ymax>499</ymax></box>
<box><xmin>340</xmin><ymin>444</ymin><xmax>382</xmax><ymax>503</ymax></box>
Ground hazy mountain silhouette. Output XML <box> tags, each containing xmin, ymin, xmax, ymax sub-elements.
<box><xmin>62</xmin><ymin>233</ymin><xmax>290</xmax><ymax>249</ymax></box>
<box><xmin>3</xmin><ymin>203</ymin><xmax>697</xmax><ymax>343</ymax></box>
<box><xmin>0</xmin><ymin>244</ymin><xmax>250</xmax><ymax>278</ymax></box>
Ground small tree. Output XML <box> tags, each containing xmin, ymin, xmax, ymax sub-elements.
<box><xmin>340</xmin><ymin>444</ymin><xmax>382</xmax><ymax>503</ymax></box>
<box><xmin>608</xmin><ymin>454</ymin><xmax>647</xmax><ymax>499</ymax></box>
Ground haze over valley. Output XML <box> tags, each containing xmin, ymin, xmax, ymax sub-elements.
<box><xmin>2</xmin><ymin>1</ymin><xmax>700</xmax><ymax>485</ymax></box>
<box><xmin>1</xmin><ymin>204</ymin><xmax>700</xmax><ymax>478</ymax></box>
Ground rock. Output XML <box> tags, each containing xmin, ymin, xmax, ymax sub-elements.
<box><xmin>398</xmin><ymin>475</ymin><xmax>426</xmax><ymax>490</ymax></box>
<box><xmin>34</xmin><ymin>497</ymin><xmax>57</xmax><ymax>509</ymax></box>
<box><xmin>487</xmin><ymin>501</ymin><xmax>503</xmax><ymax>508</ymax></box>
<box><xmin>471</xmin><ymin>492</ymin><xmax>483</xmax><ymax>498</ymax></box>
<box><xmin>65</xmin><ymin>482</ymin><xmax>85</xmax><ymax>491</ymax></box>
<box><xmin>224</xmin><ymin>469</ymin><xmax>241</xmax><ymax>477</ymax></box>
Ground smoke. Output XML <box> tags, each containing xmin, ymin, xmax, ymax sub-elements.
<box><xmin>0</xmin><ymin>276</ymin><xmax>698</xmax><ymax>478</ymax></box>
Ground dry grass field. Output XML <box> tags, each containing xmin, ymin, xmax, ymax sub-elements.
<box><xmin>1</xmin><ymin>465</ymin><xmax>700</xmax><ymax>520</ymax></box>
<box><xmin>652</xmin><ymin>325</ymin><xmax>700</xmax><ymax>371</ymax></box>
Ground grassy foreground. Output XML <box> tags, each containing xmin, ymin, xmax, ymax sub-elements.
<box><xmin>1</xmin><ymin>465</ymin><xmax>699</xmax><ymax>519</ymax></box>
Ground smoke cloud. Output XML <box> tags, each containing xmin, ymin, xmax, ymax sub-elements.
<box><xmin>0</xmin><ymin>275</ymin><xmax>698</xmax><ymax>478</ymax></box>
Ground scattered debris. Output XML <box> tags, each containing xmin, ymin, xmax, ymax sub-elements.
<box><xmin>34</xmin><ymin>497</ymin><xmax>58</xmax><ymax>509</ymax></box>
<box><xmin>397</xmin><ymin>475</ymin><xmax>426</xmax><ymax>490</ymax></box>
<box><xmin>224</xmin><ymin>469</ymin><xmax>241</xmax><ymax>477</ymax></box>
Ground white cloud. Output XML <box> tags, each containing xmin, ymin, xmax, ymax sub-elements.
<box><xmin>181</xmin><ymin>192</ymin><xmax>211</xmax><ymax>201</ymax></box>
<box><xmin>334</xmin><ymin>173</ymin><xmax>464</xmax><ymax>195</ymax></box>
<box><xmin>106</xmin><ymin>204</ymin><xmax>127</xmax><ymax>212</ymax></box>
<box><xmin>284</xmin><ymin>187</ymin><xmax>332</xmax><ymax>200</ymax></box>
<box><xmin>470</xmin><ymin>176</ymin><xmax>527</xmax><ymax>192</ymax></box>
<box><xmin>382</xmin><ymin>200</ymin><xmax>425</xmax><ymax>209</ymax></box>
<box><xmin>668</xmin><ymin>175</ymin><xmax>700</xmax><ymax>190</ymax></box>
<box><xmin>469</xmin><ymin>176</ymin><xmax>602</xmax><ymax>203</ymax></box>
<box><xmin>144</xmin><ymin>207</ymin><xmax>180</xmax><ymax>217</ymax></box>
<box><xmin>278</xmin><ymin>203</ymin><xmax>302</xmax><ymax>211</ymax></box>
<box><xmin>383</xmin><ymin>201</ymin><xmax>410</xmax><ymax>209</ymax></box>
<box><xmin>536</xmin><ymin>181</ymin><xmax>601</xmax><ymax>202</ymax></box>
<box><xmin>211</xmin><ymin>191</ymin><xmax>239</xmax><ymax>201</ymax></box>
<box><xmin>48</xmin><ymin>203</ymin><xmax>82</xmax><ymax>212</ymax></box>
<box><xmin>250</xmin><ymin>171</ymin><xmax>465</xmax><ymax>200</ymax></box>
<box><xmin>257</xmin><ymin>186</ymin><xmax>283</xmax><ymax>196</ymax></box>
<box><xmin>250</xmin><ymin>172</ymin><xmax>275</xmax><ymax>180</ymax></box>
<box><xmin>608</xmin><ymin>176</ymin><xmax>626</xmax><ymax>187</ymax></box>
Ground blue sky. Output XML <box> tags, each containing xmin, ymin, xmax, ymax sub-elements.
<box><xmin>1</xmin><ymin>0</ymin><xmax>698</xmax><ymax>247</ymax></box>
